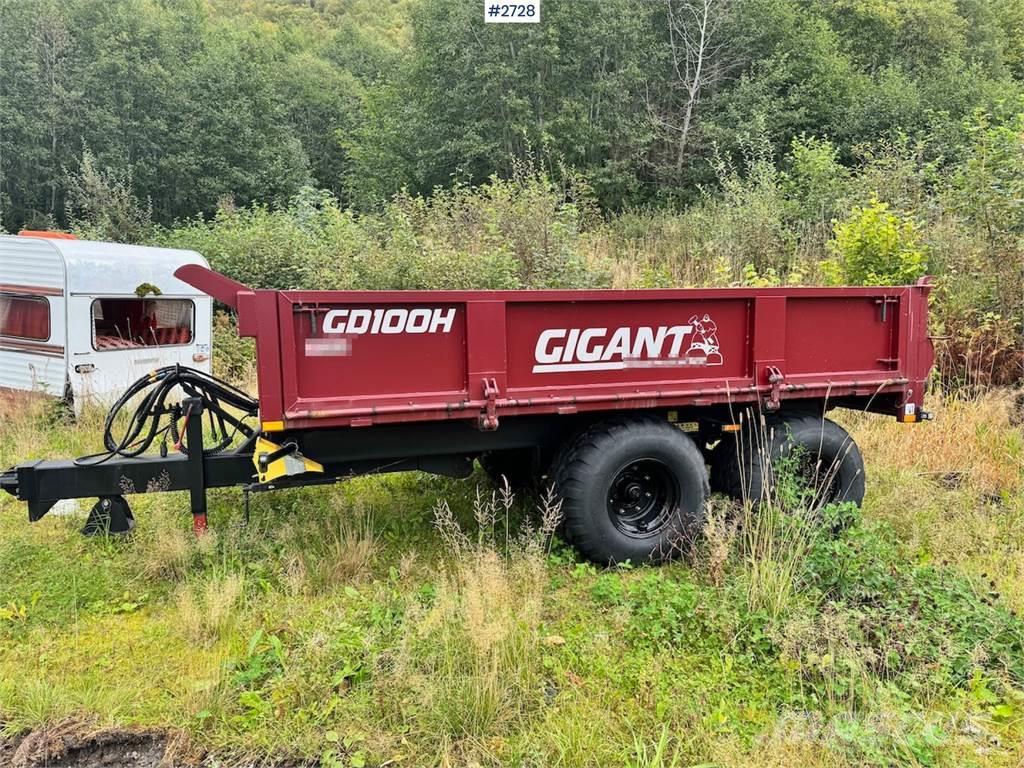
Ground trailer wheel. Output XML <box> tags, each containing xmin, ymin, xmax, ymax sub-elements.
<box><xmin>552</xmin><ymin>417</ymin><xmax>708</xmax><ymax>565</ymax></box>
<box><xmin>715</xmin><ymin>414</ymin><xmax>865</xmax><ymax>508</ymax></box>
<box><xmin>479</xmin><ymin>448</ymin><xmax>537</xmax><ymax>495</ymax></box>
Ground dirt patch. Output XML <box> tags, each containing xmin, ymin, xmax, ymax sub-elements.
<box><xmin>2</xmin><ymin>719</ymin><xmax>182</xmax><ymax>768</ymax></box>
<box><xmin>0</xmin><ymin>720</ymin><xmax>324</xmax><ymax>767</ymax></box>
<box><xmin>1011</xmin><ymin>389</ymin><xmax>1024</xmax><ymax>427</ymax></box>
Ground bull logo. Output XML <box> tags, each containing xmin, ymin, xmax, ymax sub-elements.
<box><xmin>686</xmin><ymin>314</ymin><xmax>722</xmax><ymax>366</ymax></box>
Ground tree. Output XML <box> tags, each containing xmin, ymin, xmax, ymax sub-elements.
<box><xmin>64</xmin><ymin>150</ymin><xmax>153</xmax><ymax>242</ymax></box>
<box><xmin>346</xmin><ymin>0</ymin><xmax>657</xmax><ymax>208</ymax></box>
<box><xmin>33</xmin><ymin>3</ymin><xmax>75</xmax><ymax>217</ymax></box>
<box><xmin>648</xmin><ymin>0</ymin><xmax>733</xmax><ymax>177</ymax></box>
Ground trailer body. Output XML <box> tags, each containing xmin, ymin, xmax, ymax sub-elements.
<box><xmin>180</xmin><ymin>266</ymin><xmax>933</xmax><ymax>433</ymax></box>
<box><xmin>3</xmin><ymin>266</ymin><xmax>936</xmax><ymax>563</ymax></box>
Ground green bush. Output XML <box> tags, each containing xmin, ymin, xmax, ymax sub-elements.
<box><xmin>802</xmin><ymin>519</ymin><xmax>1024</xmax><ymax>694</ymax></box>
<box><xmin>211</xmin><ymin>312</ymin><xmax>255</xmax><ymax>384</ymax></box>
<box><xmin>159</xmin><ymin>170</ymin><xmax>608</xmax><ymax>293</ymax></box>
<box><xmin>825</xmin><ymin>197</ymin><xmax>928</xmax><ymax>285</ymax></box>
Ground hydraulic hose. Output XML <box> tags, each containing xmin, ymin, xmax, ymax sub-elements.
<box><xmin>75</xmin><ymin>365</ymin><xmax>259</xmax><ymax>466</ymax></box>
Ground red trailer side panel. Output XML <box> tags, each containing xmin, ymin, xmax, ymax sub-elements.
<box><xmin>784</xmin><ymin>297</ymin><xmax>896</xmax><ymax>376</ymax></box>
<box><xmin>503</xmin><ymin>299</ymin><xmax>751</xmax><ymax>394</ymax></box>
<box><xmin>172</xmin><ymin>266</ymin><xmax>935</xmax><ymax>432</ymax></box>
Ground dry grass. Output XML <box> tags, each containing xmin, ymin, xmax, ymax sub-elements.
<box><xmin>700</xmin><ymin>499</ymin><xmax>740</xmax><ymax>588</ymax></box>
<box><xmin>713</xmin><ymin>414</ymin><xmax>838</xmax><ymax>621</ymax></box>
<box><xmin>134</xmin><ymin>506</ymin><xmax>194</xmax><ymax>581</ymax></box>
<box><xmin>315</xmin><ymin>510</ymin><xmax>379</xmax><ymax>587</ymax></box>
<box><xmin>707</xmin><ymin>714</ymin><xmax>847</xmax><ymax>768</ymax></box>
<box><xmin>175</xmin><ymin>572</ymin><xmax>244</xmax><ymax>646</ymax></box>
<box><xmin>375</xmin><ymin>487</ymin><xmax>561</xmax><ymax>758</ymax></box>
<box><xmin>849</xmin><ymin>391</ymin><xmax>1022</xmax><ymax>499</ymax></box>
<box><xmin>280</xmin><ymin>501</ymin><xmax>379</xmax><ymax>595</ymax></box>
<box><xmin>739</xmin><ymin>497</ymin><xmax>818</xmax><ymax>622</ymax></box>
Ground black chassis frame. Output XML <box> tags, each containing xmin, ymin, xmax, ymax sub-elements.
<box><xmin>2</xmin><ymin>397</ymin><xmax>857</xmax><ymax>525</ymax></box>
<box><xmin>1</xmin><ymin>398</ymin><xmax>591</xmax><ymax>524</ymax></box>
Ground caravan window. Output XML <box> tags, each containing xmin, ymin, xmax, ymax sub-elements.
<box><xmin>91</xmin><ymin>298</ymin><xmax>194</xmax><ymax>350</ymax></box>
<box><xmin>0</xmin><ymin>293</ymin><xmax>50</xmax><ymax>341</ymax></box>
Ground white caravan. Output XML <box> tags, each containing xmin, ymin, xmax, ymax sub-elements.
<box><xmin>0</xmin><ymin>233</ymin><xmax>212</xmax><ymax>412</ymax></box>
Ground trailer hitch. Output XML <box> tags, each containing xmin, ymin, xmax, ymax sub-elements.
<box><xmin>0</xmin><ymin>467</ymin><xmax>17</xmax><ymax>499</ymax></box>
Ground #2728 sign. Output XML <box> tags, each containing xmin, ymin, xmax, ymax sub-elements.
<box><xmin>484</xmin><ymin>1</ymin><xmax>540</xmax><ymax>23</ymax></box>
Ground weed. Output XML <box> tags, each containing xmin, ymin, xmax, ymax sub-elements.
<box><xmin>175</xmin><ymin>572</ymin><xmax>244</xmax><ymax>646</ymax></box>
<box><xmin>371</xmin><ymin>487</ymin><xmax>560</xmax><ymax>757</ymax></box>
<box><xmin>627</xmin><ymin>724</ymin><xmax>683</xmax><ymax>768</ymax></box>
<box><xmin>281</xmin><ymin>503</ymin><xmax>379</xmax><ymax>595</ymax></box>
<box><xmin>134</xmin><ymin>505</ymin><xmax>193</xmax><ymax>581</ymax></box>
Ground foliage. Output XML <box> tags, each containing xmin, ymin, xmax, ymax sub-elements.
<box><xmin>2</xmin><ymin>0</ymin><xmax>1023</xmax><ymax>228</ymax></box>
<box><xmin>64</xmin><ymin>150</ymin><xmax>154</xmax><ymax>243</ymax></box>
<box><xmin>210</xmin><ymin>312</ymin><xmax>255</xmax><ymax>384</ymax></box>
<box><xmin>825</xmin><ymin>198</ymin><xmax>928</xmax><ymax>285</ymax></box>
<box><xmin>159</xmin><ymin>168</ymin><xmax>607</xmax><ymax>292</ymax></box>
<box><xmin>801</xmin><ymin>519</ymin><xmax>1024</xmax><ymax>697</ymax></box>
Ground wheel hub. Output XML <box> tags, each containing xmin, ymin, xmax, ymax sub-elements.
<box><xmin>606</xmin><ymin>459</ymin><xmax>678</xmax><ymax>537</ymax></box>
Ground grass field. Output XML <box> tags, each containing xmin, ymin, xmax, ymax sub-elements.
<box><xmin>1</xmin><ymin>390</ymin><xmax>1023</xmax><ymax>767</ymax></box>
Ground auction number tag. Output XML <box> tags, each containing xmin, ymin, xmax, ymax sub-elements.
<box><xmin>484</xmin><ymin>1</ymin><xmax>540</xmax><ymax>23</ymax></box>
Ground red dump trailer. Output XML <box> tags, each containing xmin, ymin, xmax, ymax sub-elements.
<box><xmin>2</xmin><ymin>266</ymin><xmax>935</xmax><ymax>563</ymax></box>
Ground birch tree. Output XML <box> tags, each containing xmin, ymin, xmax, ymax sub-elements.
<box><xmin>32</xmin><ymin>8</ymin><xmax>73</xmax><ymax>218</ymax></box>
<box><xmin>649</xmin><ymin>0</ymin><xmax>732</xmax><ymax>176</ymax></box>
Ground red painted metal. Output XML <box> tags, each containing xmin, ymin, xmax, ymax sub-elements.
<box><xmin>175</xmin><ymin>267</ymin><xmax>935</xmax><ymax>431</ymax></box>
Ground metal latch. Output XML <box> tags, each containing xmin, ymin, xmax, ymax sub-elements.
<box><xmin>874</xmin><ymin>297</ymin><xmax>898</xmax><ymax>322</ymax></box>
<box><xmin>765</xmin><ymin>366</ymin><xmax>784</xmax><ymax>412</ymax></box>
<box><xmin>479</xmin><ymin>378</ymin><xmax>500</xmax><ymax>431</ymax></box>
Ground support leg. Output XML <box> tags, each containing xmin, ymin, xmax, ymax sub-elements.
<box><xmin>183</xmin><ymin>397</ymin><xmax>208</xmax><ymax>535</ymax></box>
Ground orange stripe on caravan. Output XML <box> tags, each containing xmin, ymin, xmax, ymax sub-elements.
<box><xmin>0</xmin><ymin>284</ymin><xmax>64</xmax><ymax>297</ymax></box>
<box><xmin>0</xmin><ymin>339</ymin><xmax>65</xmax><ymax>358</ymax></box>
<box><xmin>17</xmin><ymin>230</ymin><xmax>77</xmax><ymax>240</ymax></box>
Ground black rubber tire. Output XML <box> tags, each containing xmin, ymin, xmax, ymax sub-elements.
<box><xmin>551</xmin><ymin>416</ymin><xmax>708</xmax><ymax>565</ymax></box>
<box><xmin>479</xmin><ymin>448</ymin><xmax>538</xmax><ymax>495</ymax></box>
<box><xmin>714</xmin><ymin>414</ymin><xmax>865</xmax><ymax>507</ymax></box>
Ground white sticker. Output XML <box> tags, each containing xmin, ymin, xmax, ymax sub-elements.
<box><xmin>904</xmin><ymin>403</ymin><xmax>915</xmax><ymax>416</ymax></box>
<box><xmin>484</xmin><ymin>1</ymin><xmax>540</xmax><ymax>23</ymax></box>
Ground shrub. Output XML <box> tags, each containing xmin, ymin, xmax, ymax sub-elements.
<box><xmin>705</xmin><ymin>129</ymin><xmax>798</xmax><ymax>280</ymax></box>
<box><xmin>825</xmin><ymin>197</ymin><xmax>928</xmax><ymax>285</ymax></box>
<box><xmin>211</xmin><ymin>312</ymin><xmax>255</xmax><ymax>385</ymax></box>
<box><xmin>160</xmin><ymin>169</ymin><xmax>608</xmax><ymax>294</ymax></box>
<box><xmin>802</xmin><ymin>520</ymin><xmax>1024</xmax><ymax>695</ymax></box>
<box><xmin>783</xmin><ymin>134</ymin><xmax>850</xmax><ymax>226</ymax></box>
<box><xmin>65</xmin><ymin>150</ymin><xmax>154</xmax><ymax>244</ymax></box>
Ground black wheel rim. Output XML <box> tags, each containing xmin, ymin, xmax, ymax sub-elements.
<box><xmin>794</xmin><ymin>452</ymin><xmax>841</xmax><ymax>506</ymax></box>
<box><xmin>606</xmin><ymin>459</ymin><xmax>679</xmax><ymax>537</ymax></box>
